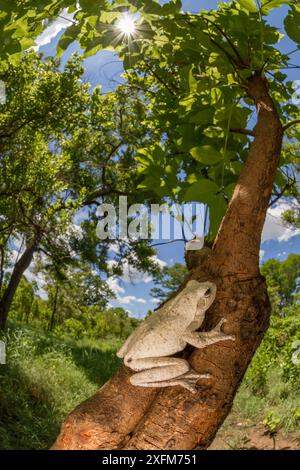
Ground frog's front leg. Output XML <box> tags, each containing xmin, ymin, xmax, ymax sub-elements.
<box><xmin>128</xmin><ymin>357</ymin><xmax>209</xmax><ymax>394</ymax></box>
<box><xmin>182</xmin><ymin>318</ymin><xmax>235</xmax><ymax>349</ymax></box>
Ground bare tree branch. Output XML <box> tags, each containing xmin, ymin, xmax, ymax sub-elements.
<box><xmin>230</xmin><ymin>127</ymin><xmax>256</xmax><ymax>137</ymax></box>
<box><xmin>283</xmin><ymin>119</ymin><xmax>300</xmax><ymax>131</ymax></box>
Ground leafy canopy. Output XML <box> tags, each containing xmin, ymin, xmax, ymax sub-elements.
<box><xmin>1</xmin><ymin>0</ymin><xmax>300</xmax><ymax>240</ymax></box>
<box><xmin>0</xmin><ymin>51</ymin><xmax>161</xmax><ymax>307</ymax></box>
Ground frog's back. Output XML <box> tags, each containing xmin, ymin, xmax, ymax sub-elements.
<box><xmin>117</xmin><ymin>306</ymin><xmax>185</xmax><ymax>359</ymax></box>
<box><xmin>124</xmin><ymin>314</ymin><xmax>186</xmax><ymax>359</ymax></box>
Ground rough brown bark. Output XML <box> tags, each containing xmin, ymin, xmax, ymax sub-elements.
<box><xmin>0</xmin><ymin>241</ymin><xmax>37</xmax><ymax>330</ymax></box>
<box><xmin>52</xmin><ymin>73</ymin><xmax>283</xmax><ymax>450</ymax></box>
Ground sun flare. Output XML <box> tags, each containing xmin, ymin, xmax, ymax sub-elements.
<box><xmin>117</xmin><ymin>13</ymin><xmax>136</xmax><ymax>37</ymax></box>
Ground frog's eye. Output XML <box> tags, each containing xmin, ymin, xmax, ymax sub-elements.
<box><xmin>204</xmin><ymin>288</ymin><xmax>212</xmax><ymax>298</ymax></box>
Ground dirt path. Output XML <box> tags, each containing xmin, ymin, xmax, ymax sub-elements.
<box><xmin>209</xmin><ymin>424</ymin><xmax>300</xmax><ymax>450</ymax></box>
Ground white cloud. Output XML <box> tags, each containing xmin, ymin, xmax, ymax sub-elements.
<box><xmin>8</xmin><ymin>249</ymin><xmax>20</xmax><ymax>266</ymax></box>
<box><xmin>108</xmin><ymin>254</ymin><xmax>167</xmax><ymax>284</ymax></box>
<box><xmin>117</xmin><ymin>295</ymin><xmax>135</xmax><ymax>305</ymax></box>
<box><xmin>151</xmin><ymin>298</ymin><xmax>160</xmax><ymax>304</ymax></box>
<box><xmin>150</xmin><ymin>255</ymin><xmax>167</xmax><ymax>269</ymax></box>
<box><xmin>34</xmin><ymin>10</ymin><xmax>75</xmax><ymax>50</ymax></box>
<box><xmin>107</xmin><ymin>276</ymin><xmax>146</xmax><ymax>305</ymax></box>
<box><xmin>117</xmin><ymin>295</ymin><xmax>146</xmax><ymax>305</ymax></box>
<box><xmin>262</xmin><ymin>202</ymin><xmax>300</xmax><ymax>243</ymax></box>
<box><xmin>108</xmin><ymin>242</ymin><xmax>120</xmax><ymax>254</ymax></box>
<box><xmin>107</xmin><ymin>276</ymin><xmax>125</xmax><ymax>295</ymax></box>
<box><xmin>259</xmin><ymin>250</ymin><xmax>265</xmax><ymax>262</ymax></box>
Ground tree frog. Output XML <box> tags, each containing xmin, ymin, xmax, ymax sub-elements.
<box><xmin>117</xmin><ymin>280</ymin><xmax>235</xmax><ymax>393</ymax></box>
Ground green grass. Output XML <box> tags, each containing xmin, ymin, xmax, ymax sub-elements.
<box><xmin>0</xmin><ymin>323</ymin><xmax>122</xmax><ymax>450</ymax></box>
<box><xmin>213</xmin><ymin>368</ymin><xmax>300</xmax><ymax>449</ymax></box>
<box><xmin>232</xmin><ymin>368</ymin><xmax>300</xmax><ymax>435</ymax></box>
<box><xmin>0</xmin><ymin>322</ymin><xmax>299</xmax><ymax>450</ymax></box>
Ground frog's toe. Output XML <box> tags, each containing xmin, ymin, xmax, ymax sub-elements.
<box><xmin>175</xmin><ymin>370</ymin><xmax>211</xmax><ymax>393</ymax></box>
<box><xmin>178</xmin><ymin>380</ymin><xmax>198</xmax><ymax>394</ymax></box>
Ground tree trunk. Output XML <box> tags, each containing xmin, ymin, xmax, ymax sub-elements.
<box><xmin>0</xmin><ymin>242</ymin><xmax>37</xmax><ymax>330</ymax></box>
<box><xmin>52</xmin><ymin>73</ymin><xmax>283</xmax><ymax>450</ymax></box>
<box><xmin>48</xmin><ymin>284</ymin><xmax>59</xmax><ymax>331</ymax></box>
<box><xmin>25</xmin><ymin>292</ymin><xmax>35</xmax><ymax>324</ymax></box>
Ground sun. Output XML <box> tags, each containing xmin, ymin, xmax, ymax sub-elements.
<box><xmin>117</xmin><ymin>13</ymin><xmax>136</xmax><ymax>37</ymax></box>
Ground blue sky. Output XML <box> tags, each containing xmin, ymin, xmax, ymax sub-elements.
<box><xmin>36</xmin><ymin>1</ymin><xmax>300</xmax><ymax>318</ymax></box>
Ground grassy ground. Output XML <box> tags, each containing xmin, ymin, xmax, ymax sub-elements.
<box><xmin>0</xmin><ymin>323</ymin><xmax>122</xmax><ymax>450</ymax></box>
<box><xmin>0</xmin><ymin>323</ymin><xmax>299</xmax><ymax>450</ymax></box>
<box><xmin>210</xmin><ymin>369</ymin><xmax>300</xmax><ymax>450</ymax></box>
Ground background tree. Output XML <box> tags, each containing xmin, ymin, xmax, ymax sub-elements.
<box><xmin>1</xmin><ymin>0</ymin><xmax>300</xmax><ymax>451</ymax></box>
<box><xmin>0</xmin><ymin>51</ymin><xmax>89</xmax><ymax>328</ymax></box>
<box><xmin>0</xmin><ymin>51</ymin><xmax>162</xmax><ymax>329</ymax></box>
<box><xmin>150</xmin><ymin>263</ymin><xmax>188</xmax><ymax>302</ymax></box>
<box><xmin>261</xmin><ymin>254</ymin><xmax>300</xmax><ymax>316</ymax></box>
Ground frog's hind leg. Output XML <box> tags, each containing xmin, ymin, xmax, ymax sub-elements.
<box><xmin>129</xmin><ymin>357</ymin><xmax>207</xmax><ymax>393</ymax></box>
<box><xmin>138</xmin><ymin>370</ymin><xmax>210</xmax><ymax>394</ymax></box>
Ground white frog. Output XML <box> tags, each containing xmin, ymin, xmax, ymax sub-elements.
<box><xmin>117</xmin><ymin>280</ymin><xmax>235</xmax><ymax>393</ymax></box>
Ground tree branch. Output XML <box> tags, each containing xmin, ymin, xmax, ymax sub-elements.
<box><xmin>230</xmin><ymin>127</ymin><xmax>256</xmax><ymax>137</ymax></box>
<box><xmin>203</xmin><ymin>16</ymin><xmax>247</xmax><ymax>67</ymax></box>
<box><xmin>283</xmin><ymin>119</ymin><xmax>300</xmax><ymax>131</ymax></box>
<box><xmin>269</xmin><ymin>177</ymin><xmax>296</xmax><ymax>207</ymax></box>
<box><xmin>83</xmin><ymin>188</ymin><xmax>130</xmax><ymax>206</ymax></box>
<box><xmin>144</xmin><ymin>63</ymin><xmax>177</xmax><ymax>96</ymax></box>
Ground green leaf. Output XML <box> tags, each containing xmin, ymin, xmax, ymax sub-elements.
<box><xmin>284</xmin><ymin>9</ymin><xmax>300</xmax><ymax>44</ymax></box>
<box><xmin>19</xmin><ymin>37</ymin><xmax>36</xmax><ymax>49</ymax></box>
<box><xmin>190</xmin><ymin>145</ymin><xmax>223</xmax><ymax>165</ymax></box>
<box><xmin>188</xmin><ymin>66</ymin><xmax>197</xmax><ymax>93</ymax></box>
<box><xmin>189</xmin><ymin>107</ymin><xmax>215</xmax><ymax>125</ymax></box>
<box><xmin>184</xmin><ymin>179</ymin><xmax>219</xmax><ymax>203</ymax></box>
<box><xmin>57</xmin><ymin>24</ymin><xmax>81</xmax><ymax>57</ymax></box>
<box><xmin>161</xmin><ymin>0</ymin><xmax>182</xmax><ymax>15</ymax></box>
<box><xmin>137</xmin><ymin>175</ymin><xmax>158</xmax><ymax>190</ymax></box>
<box><xmin>238</xmin><ymin>0</ymin><xmax>257</xmax><ymax>12</ymax></box>
<box><xmin>79</xmin><ymin>0</ymin><xmax>106</xmax><ymax>15</ymax></box>
<box><xmin>224</xmin><ymin>182</ymin><xmax>236</xmax><ymax>199</ymax></box>
<box><xmin>262</xmin><ymin>0</ymin><xmax>288</xmax><ymax>14</ymax></box>
<box><xmin>179</xmin><ymin>94</ymin><xmax>196</xmax><ymax>111</ymax></box>
<box><xmin>208</xmin><ymin>194</ymin><xmax>227</xmax><ymax>238</ymax></box>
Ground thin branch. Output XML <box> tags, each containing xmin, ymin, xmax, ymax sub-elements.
<box><xmin>38</xmin><ymin>247</ymin><xmax>52</xmax><ymax>258</ymax></box>
<box><xmin>182</xmin><ymin>14</ymin><xmax>247</xmax><ymax>68</ymax></box>
<box><xmin>209</xmin><ymin>38</ymin><xmax>240</xmax><ymax>74</ymax></box>
<box><xmin>202</xmin><ymin>16</ymin><xmax>247</xmax><ymax>67</ymax></box>
<box><xmin>285</xmin><ymin>48</ymin><xmax>300</xmax><ymax>56</ymax></box>
<box><xmin>144</xmin><ymin>63</ymin><xmax>177</xmax><ymax>96</ymax></box>
<box><xmin>279</xmin><ymin>65</ymin><xmax>300</xmax><ymax>70</ymax></box>
<box><xmin>57</xmin><ymin>14</ymin><xmax>77</xmax><ymax>25</ymax></box>
<box><xmin>0</xmin><ymin>119</ymin><xmax>33</xmax><ymax>140</ymax></box>
<box><xmin>283</xmin><ymin>120</ymin><xmax>300</xmax><ymax>131</ymax></box>
<box><xmin>269</xmin><ymin>180</ymin><xmax>296</xmax><ymax>207</ymax></box>
<box><xmin>151</xmin><ymin>239</ymin><xmax>185</xmax><ymax>247</ymax></box>
<box><xmin>230</xmin><ymin>127</ymin><xmax>256</xmax><ymax>137</ymax></box>
<box><xmin>0</xmin><ymin>221</ymin><xmax>15</xmax><ymax>234</ymax></box>
<box><xmin>83</xmin><ymin>188</ymin><xmax>130</xmax><ymax>206</ymax></box>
